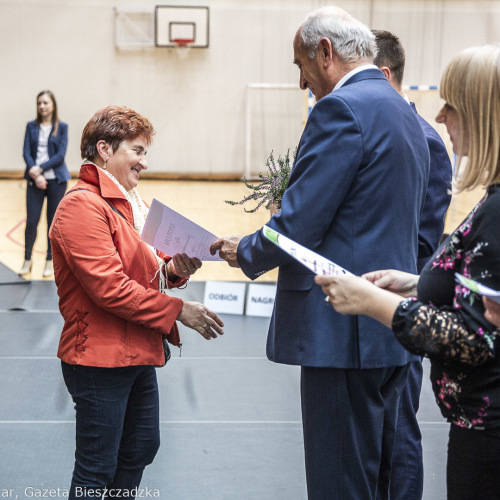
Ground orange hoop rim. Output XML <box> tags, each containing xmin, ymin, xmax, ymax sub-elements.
<box><xmin>172</xmin><ymin>38</ymin><xmax>194</xmax><ymax>48</ymax></box>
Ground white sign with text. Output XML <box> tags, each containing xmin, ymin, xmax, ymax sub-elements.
<box><xmin>245</xmin><ymin>283</ymin><xmax>277</xmax><ymax>317</ymax></box>
<box><xmin>203</xmin><ymin>281</ymin><xmax>246</xmax><ymax>315</ymax></box>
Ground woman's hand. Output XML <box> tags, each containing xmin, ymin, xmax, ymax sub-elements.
<box><xmin>315</xmin><ymin>274</ymin><xmax>403</xmax><ymax>328</ymax></box>
<box><xmin>362</xmin><ymin>269</ymin><xmax>419</xmax><ymax>297</ymax></box>
<box><xmin>483</xmin><ymin>297</ymin><xmax>500</xmax><ymax>328</ymax></box>
<box><xmin>315</xmin><ymin>274</ymin><xmax>380</xmax><ymax>315</ymax></box>
<box><xmin>166</xmin><ymin>253</ymin><xmax>202</xmax><ymax>279</ymax></box>
<box><xmin>177</xmin><ymin>301</ymin><xmax>224</xmax><ymax>340</ymax></box>
<box><xmin>29</xmin><ymin>166</ymin><xmax>42</xmax><ymax>180</ymax></box>
<box><xmin>35</xmin><ymin>175</ymin><xmax>47</xmax><ymax>190</ymax></box>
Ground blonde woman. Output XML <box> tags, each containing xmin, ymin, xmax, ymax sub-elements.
<box><xmin>316</xmin><ymin>44</ymin><xmax>500</xmax><ymax>499</ymax></box>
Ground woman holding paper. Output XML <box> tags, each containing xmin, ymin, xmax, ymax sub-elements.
<box><xmin>49</xmin><ymin>105</ymin><xmax>224</xmax><ymax>499</ymax></box>
<box><xmin>316</xmin><ymin>45</ymin><xmax>500</xmax><ymax>499</ymax></box>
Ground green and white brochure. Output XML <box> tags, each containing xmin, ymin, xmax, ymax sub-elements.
<box><xmin>262</xmin><ymin>225</ymin><xmax>352</xmax><ymax>276</ymax></box>
<box><xmin>455</xmin><ymin>273</ymin><xmax>500</xmax><ymax>304</ymax></box>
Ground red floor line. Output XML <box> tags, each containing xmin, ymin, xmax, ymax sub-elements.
<box><xmin>6</xmin><ymin>218</ymin><xmax>45</xmax><ymax>255</ymax></box>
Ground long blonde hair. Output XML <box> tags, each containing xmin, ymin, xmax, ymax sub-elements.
<box><xmin>440</xmin><ymin>44</ymin><xmax>500</xmax><ymax>191</ymax></box>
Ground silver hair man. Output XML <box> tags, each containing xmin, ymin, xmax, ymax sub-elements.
<box><xmin>299</xmin><ymin>6</ymin><xmax>377</xmax><ymax>62</ymax></box>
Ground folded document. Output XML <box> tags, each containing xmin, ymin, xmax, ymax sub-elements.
<box><xmin>142</xmin><ymin>199</ymin><xmax>222</xmax><ymax>261</ymax></box>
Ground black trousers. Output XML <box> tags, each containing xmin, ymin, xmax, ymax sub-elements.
<box><xmin>390</xmin><ymin>360</ymin><xmax>424</xmax><ymax>500</ymax></box>
<box><xmin>447</xmin><ymin>424</ymin><xmax>500</xmax><ymax>500</ymax></box>
<box><xmin>301</xmin><ymin>364</ymin><xmax>410</xmax><ymax>500</ymax></box>
<box><xmin>24</xmin><ymin>178</ymin><xmax>67</xmax><ymax>260</ymax></box>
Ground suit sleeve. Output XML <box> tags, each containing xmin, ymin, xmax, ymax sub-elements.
<box><xmin>237</xmin><ymin>95</ymin><xmax>363</xmax><ymax>279</ymax></box>
<box><xmin>50</xmin><ymin>192</ymin><xmax>183</xmax><ymax>335</ymax></box>
<box><xmin>417</xmin><ymin>131</ymin><xmax>452</xmax><ymax>271</ymax></box>
<box><xmin>23</xmin><ymin>123</ymin><xmax>36</xmax><ymax>168</ymax></box>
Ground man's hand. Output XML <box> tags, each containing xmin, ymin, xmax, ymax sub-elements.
<box><xmin>210</xmin><ymin>235</ymin><xmax>242</xmax><ymax>268</ymax></box>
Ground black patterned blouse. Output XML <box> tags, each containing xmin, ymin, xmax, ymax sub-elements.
<box><xmin>392</xmin><ymin>185</ymin><xmax>500</xmax><ymax>435</ymax></box>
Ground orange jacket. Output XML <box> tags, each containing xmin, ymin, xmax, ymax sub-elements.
<box><xmin>49</xmin><ymin>163</ymin><xmax>186</xmax><ymax>368</ymax></box>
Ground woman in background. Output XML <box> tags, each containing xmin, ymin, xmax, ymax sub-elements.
<box><xmin>316</xmin><ymin>44</ymin><xmax>500</xmax><ymax>499</ymax></box>
<box><xmin>21</xmin><ymin>90</ymin><xmax>70</xmax><ymax>277</ymax></box>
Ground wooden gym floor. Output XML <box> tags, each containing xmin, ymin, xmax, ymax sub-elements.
<box><xmin>0</xmin><ymin>177</ymin><xmax>486</xmax><ymax>499</ymax></box>
<box><xmin>0</xmin><ymin>177</ymin><xmax>485</xmax><ymax>282</ymax></box>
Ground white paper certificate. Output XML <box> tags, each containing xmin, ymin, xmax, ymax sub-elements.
<box><xmin>455</xmin><ymin>273</ymin><xmax>500</xmax><ymax>304</ymax></box>
<box><xmin>141</xmin><ymin>199</ymin><xmax>222</xmax><ymax>261</ymax></box>
<box><xmin>262</xmin><ymin>225</ymin><xmax>352</xmax><ymax>276</ymax></box>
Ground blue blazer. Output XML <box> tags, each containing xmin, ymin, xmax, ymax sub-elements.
<box><xmin>411</xmin><ymin>103</ymin><xmax>452</xmax><ymax>272</ymax></box>
<box><xmin>237</xmin><ymin>69</ymin><xmax>430</xmax><ymax>369</ymax></box>
<box><xmin>23</xmin><ymin>120</ymin><xmax>70</xmax><ymax>182</ymax></box>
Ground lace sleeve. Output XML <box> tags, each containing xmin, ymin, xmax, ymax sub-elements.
<box><xmin>392</xmin><ymin>298</ymin><xmax>496</xmax><ymax>365</ymax></box>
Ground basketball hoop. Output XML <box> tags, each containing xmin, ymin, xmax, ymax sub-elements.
<box><xmin>173</xmin><ymin>38</ymin><xmax>194</xmax><ymax>59</ymax></box>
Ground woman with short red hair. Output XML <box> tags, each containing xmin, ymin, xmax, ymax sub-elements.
<box><xmin>50</xmin><ymin>106</ymin><xmax>224</xmax><ymax>499</ymax></box>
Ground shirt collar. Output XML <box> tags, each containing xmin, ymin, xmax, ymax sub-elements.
<box><xmin>333</xmin><ymin>64</ymin><xmax>378</xmax><ymax>91</ymax></box>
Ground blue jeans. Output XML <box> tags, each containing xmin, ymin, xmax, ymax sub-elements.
<box><xmin>61</xmin><ymin>362</ymin><xmax>160</xmax><ymax>499</ymax></box>
<box><xmin>25</xmin><ymin>179</ymin><xmax>67</xmax><ymax>260</ymax></box>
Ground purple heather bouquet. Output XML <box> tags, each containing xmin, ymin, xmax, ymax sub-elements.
<box><xmin>225</xmin><ymin>148</ymin><xmax>296</xmax><ymax>213</ymax></box>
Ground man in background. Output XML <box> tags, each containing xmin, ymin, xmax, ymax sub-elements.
<box><xmin>373</xmin><ymin>29</ymin><xmax>453</xmax><ymax>500</ymax></box>
<box><xmin>211</xmin><ymin>8</ymin><xmax>430</xmax><ymax>499</ymax></box>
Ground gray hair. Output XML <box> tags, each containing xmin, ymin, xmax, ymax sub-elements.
<box><xmin>299</xmin><ymin>6</ymin><xmax>377</xmax><ymax>62</ymax></box>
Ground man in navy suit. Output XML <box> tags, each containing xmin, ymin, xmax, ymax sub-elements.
<box><xmin>211</xmin><ymin>7</ymin><xmax>430</xmax><ymax>499</ymax></box>
<box><xmin>372</xmin><ymin>30</ymin><xmax>452</xmax><ymax>500</ymax></box>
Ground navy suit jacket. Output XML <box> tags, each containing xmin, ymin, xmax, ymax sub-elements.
<box><xmin>23</xmin><ymin>120</ymin><xmax>70</xmax><ymax>182</ymax></box>
<box><xmin>237</xmin><ymin>69</ymin><xmax>430</xmax><ymax>369</ymax></box>
<box><xmin>411</xmin><ymin>103</ymin><xmax>452</xmax><ymax>272</ymax></box>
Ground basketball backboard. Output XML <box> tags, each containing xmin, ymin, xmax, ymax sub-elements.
<box><xmin>155</xmin><ymin>5</ymin><xmax>209</xmax><ymax>48</ymax></box>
